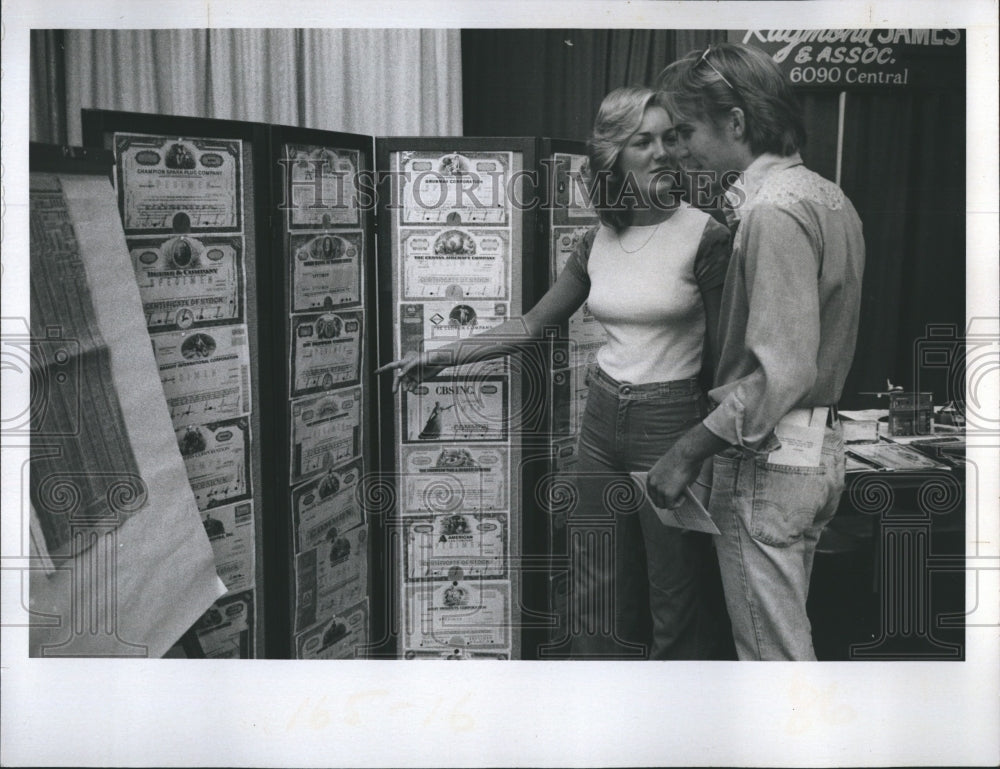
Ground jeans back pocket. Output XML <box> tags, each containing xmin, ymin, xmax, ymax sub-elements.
<box><xmin>749</xmin><ymin>460</ymin><xmax>828</xmax><ymax>548</ymax></box>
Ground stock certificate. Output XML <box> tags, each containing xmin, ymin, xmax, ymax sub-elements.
<box><xmin>400</xmin><ymin>227</ymin><xmax>509</xmax><ymax>300</ymax></box>
<box><xmin>551</xmin><ymin>152</ymin><xmax>597</xmax><ymax>222</ymax></box>
<box><xmin>398</xmin><ymin>150</ymin><xmax>510</xmax><ymax>226</ymax></box>
<box><xmin>290</xmin><ymin>311</ymin><xmax>363</xmax><ymax>395</ymax></box>
<box><xmin>291</xmin><ymin>459</ymin><xmax>364</xmax><ymax>554</ymax></box>
<box><xmin>403</xmin><ymin>580</ymin><xmax>510</xmax><ymax>651</ymax></box>
<box><xmin>401</xmin><ymin>376</ymin><xmax>508</xmax><ymax>444</ymax></box>
<box><xmin>152</xmin><ymin>325</ymin><xmax>251</xmax><ymax>429</ymax></box>
<box><xmin>176</xmin><ymin>417</ymin><xmax>251</xmax><ymax>511</ymax></box>
<box><xmin>289</xmin><ymin>231</ymin><xmax>363</xmax><ymax>312</ymax></box>
<box><xmin>284</xmin><ymin>143</ymin><xmax>361</xmax><ymax>228</ymax></box>
<box><xmin>295</xmin><ymin>525</ymin><xmax>369</xmax><ymax>633</ymax></box>
<box><xmin>400</xmin><ymin>445</ymin><xmax>507</xmax><ymax>513</ymax></box>
<box><xmin>398</xmin><ymin>299</ymin><xmax>510</xmax><ymax>357</ymax></box>
<box><xmin>127</xmin><ymin>235</ymin><xmax>243</xmax><ymax>331</ymax></box>
<box><xmin>295</xmin><ymin>601</ymin><xmax>368</xmax><ymax>660</ymax></box>
<box><xmin>194</xmin><ymin>590</ymin><xmax>255</xmax><ymax>659</ymax></box>
<box><xmin>201</xmin><ymin>501</ymin><xmax>255</xmax><ymax>595</ymax></box>
<box><xmin>115</xmin><ymin>133</ymin><xmax>241</xmax><ymax>234</ymax></box>
<box><xmin>290</xmin><ymin>387</ymin><xmax>362</xmax><ymax>482</ymax></box>
<box><xmin>404</xmin><ymin>513</ymin><xmax>508</xmax><ymax>581</ymax></box>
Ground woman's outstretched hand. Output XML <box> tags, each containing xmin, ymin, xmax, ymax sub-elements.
<box><xmin>374</xmin><ymin>351</ymin><xmax>446</xmax><ymax>393</ymax></box>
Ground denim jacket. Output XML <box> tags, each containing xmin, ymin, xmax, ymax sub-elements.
<box><xmin>701</xmin><ymin>153</ymin><xmax>866</xmax><ymax>451</ymax></box>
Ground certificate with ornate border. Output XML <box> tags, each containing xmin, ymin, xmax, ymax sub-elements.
<box><xmin>295</xmin><ymin>601</ymin><xmax>368</xmax><ymax>660</ymax></box>
<box><xmin>289</xmin><ymin>231</ymin><xmax>363</xmax><ymax>312</ymax></box>
<box><xmin>403</xmin><ymin>580</ymin><xmax>510</xmax><ymax>651</ymax></box>
<box><xmin>290</xmin><ymin>310</ymin><xmax>363</xmax><ymax>396</ymax></box>
<box><xmin>176</xmin><ymin>417</ymin><xmax>252</xmax><ymax>511</ymax></box>
<box><xmin>399</xmin><ymin>150</ymin><xmax>510</xmax><ymax>226</ymax></box>
<box><xmin>152</xmin><ymin>324</ymin><xmax>251</xmax><ymax>429</ymax></box>
<box><xmin>404</xmin><ymin>513</ymin><xmax>508</xmax><ymax>581</ymax></box>
<box><xmin>399</xmin><ymin>299</ymin><xmax>509</xmax><ymax>354</ymax></box>
<box><xmin>127</xmin><ymin>234</ymin><xmax>244</xmax><ymax>331</ymax></box>
<box><xmin>289</xmin><ymin>387</ymin><xmax>362</xmax><ymax>483</ymax></box>
<box><xmin>115</xmin><ymin>133</ymin><xmax>241</xmax><ymax>234</ymax></box>
<box><xmin>284</xmin><ymin>143</ymin><xmax>361</xmax><ymax>228</ymax></box>
<box><xmin>401</xmin><ymin>376</ymin><xmax>508</xmax><ymax>444</ymax></box>
<box><xmin>193</xmin><ymin>590</ymin><xmax>255</xmax><ymax>659</ymax></box>
<box><xmin>399</xmin><ymin>444</ymin><xmax>507</xmax><ymax>513</ymax></box>
<box><xmin>400</xmin><ymin>227</ymin><xmax>509</xmax><ymax>300</ymax></box>
<box><xmin>552</xmin><ymin>152</ymin><xmax>596</xmax><ymax>222</ymax></box>
<box><xmin>291</xmin><ymin>459</ymin><xmax>364</xmax><ymax>554</ymax></box>
<box><xmin>201</xmin><ymin>500</ymin><xmax>255</xmax><ymax>595</ymax></box>
<box><xmin>295</xmin><ymin>524</ymin><xmax>369</xmax><ymax>633</ymax></box>
<box><xmin>403</xmin><ymin>648</ymin><xmax>509</xmax><ymax>660</ymax></box>
<box><xmin>550</xmin><ymin>224</ymin><xmax>596</xmax><ymax>282</ymax></box>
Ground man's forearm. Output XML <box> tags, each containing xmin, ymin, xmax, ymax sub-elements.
<box><xmin>677</xmin><ymin>421</ymin><xmax>731</xmax><ymax>465</ymax></box>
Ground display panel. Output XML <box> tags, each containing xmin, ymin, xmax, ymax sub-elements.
<box><xmin>275</xmin><ymin>131</ymin><xmax>376</xmax><ymax>660</ymax></box>
<box><xmin>84</xmin><ymin>112</ymin><xmax>380</xmax><ymax>659</ymax></box>
<box><xmin>380</xmin><ymin>139</ymin><xmax>536</xmax><ymax>660</ymax></box>
<box><xmin>79</xmin><ymin>116</ymin><xmax>565</xmax><ymax>659</ymax></box>
<box><xmin>84</xmin><ymin>112</ymin><xmax>270</xmax><ymax>657</ymax></box>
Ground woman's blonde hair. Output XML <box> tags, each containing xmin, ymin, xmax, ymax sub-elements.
<box><xmin>586</xmin><ymin>85</ymin><xmax>665</xmax><ymax>231</ymax></box>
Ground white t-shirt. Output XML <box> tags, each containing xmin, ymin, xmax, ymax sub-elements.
<box><xmin>564</xmin><ymin>203</ymin><xmax>731</xmax><ymax>385</ymax></box>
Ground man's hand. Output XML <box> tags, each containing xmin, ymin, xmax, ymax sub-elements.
<box><xmin>646</xmin><ymin>423</ymin><xmax>729</xmax><ymax>508</ymax></box>
<box><xmin>647</xmin><ymin>445</ymin><xmax>702</xmax><ymax>509</ymax></box>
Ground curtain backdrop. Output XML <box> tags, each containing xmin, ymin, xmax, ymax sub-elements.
<box><xmin>30</xmin><ymin>28</ymin><xmax>463</xmax><ymax>145</ymax></box>
<box><xmin>460</xmin><ymin>29</ymin><xmax>725</xmax><ymax>141</ymax></box>
<box><xmin>839</xmin><ymin>87</ymin><xmax>966</xmax><ymax>408</ymax></box>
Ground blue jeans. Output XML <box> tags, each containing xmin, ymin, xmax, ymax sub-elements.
<box><xmin>709</xmin><ymin>424</ymin><xmax>845</xmax><ymax>660</ymax></box>
<box><xmin>567</xmin><ymin>364</ymin><xmax>719</xmax><ymax>660</ymax></box>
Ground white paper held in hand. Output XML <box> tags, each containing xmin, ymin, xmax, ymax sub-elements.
<box><xmin>630</xmin><ymin>466</ymin><xmax>720</xmax><ymax>536</ymax></box>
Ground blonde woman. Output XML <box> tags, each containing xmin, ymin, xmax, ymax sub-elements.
<box><xmin>378</xmin><ymin>86</ymin><xmax>731</xmax><ymax>659</ymax></box>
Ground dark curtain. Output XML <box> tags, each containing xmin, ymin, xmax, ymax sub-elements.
<box><xmin>839</xmin><ymin>87</ymin><xmax>966</xmax><ymax>408</ymax></box>
<box><xmin>798</xmin><ymin>91</ymin><xmax>841</xmax><ymax>185</ymax></box>
<box><xmin>30</xmin><ymin>30</ymin><xmax>68</xmax><ymax>144</ymax></box>
<box><xmin>461</xmin><ymin>29</ymin><xmax>725</xmax><ymax>140</ymax></box>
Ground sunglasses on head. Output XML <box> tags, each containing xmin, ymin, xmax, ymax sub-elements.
<box><xmin>698</xmin><ymin>46</ymin><xmax>736</xmax><ymax>91</ymax></box>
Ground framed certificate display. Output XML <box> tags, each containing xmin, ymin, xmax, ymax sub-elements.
<box><xmin>83</xmin><ymin>113</ymin><xmax>380</xmax><ymax>660</ymax></box>
<box><xmin>270</xmin><ymin>123</ymin><xmax>377</xmax><ymax>660</ymax></box>
<box><xmin>378</xmin><ymin>137</ymin><xmax>548</xmax><ymax>661</ymax></box>
<box><xmin>84</xmin><ymin>110</ymin><xmax>271</xmax><ymax>658</ymax></box>
<box><xmin>82</xmin><ymin>111</ymin><xmax>577</xmax><ymax>660</ymax></box>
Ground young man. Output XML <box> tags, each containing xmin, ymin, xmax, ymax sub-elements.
<box><xmin>648</xmin><ymin>43</ymin><xmax>866</xmax><ymax>660</ymax></box>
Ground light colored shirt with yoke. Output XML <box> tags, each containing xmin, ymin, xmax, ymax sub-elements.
<box><xmin>563</xmin><ymin>201</ymin><xmax>731</xmax><ymax>385</ymax></box>
<box><xmin>702</xmin><ymin>152</ymin><xmax>866</xmax><ymax>450</ymax></box>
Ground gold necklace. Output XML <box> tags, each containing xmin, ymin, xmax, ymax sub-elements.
<box><xmin>617</xmin><ymin>221</ymin><xmax>663</xmax><ymax>254</ymax></box>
